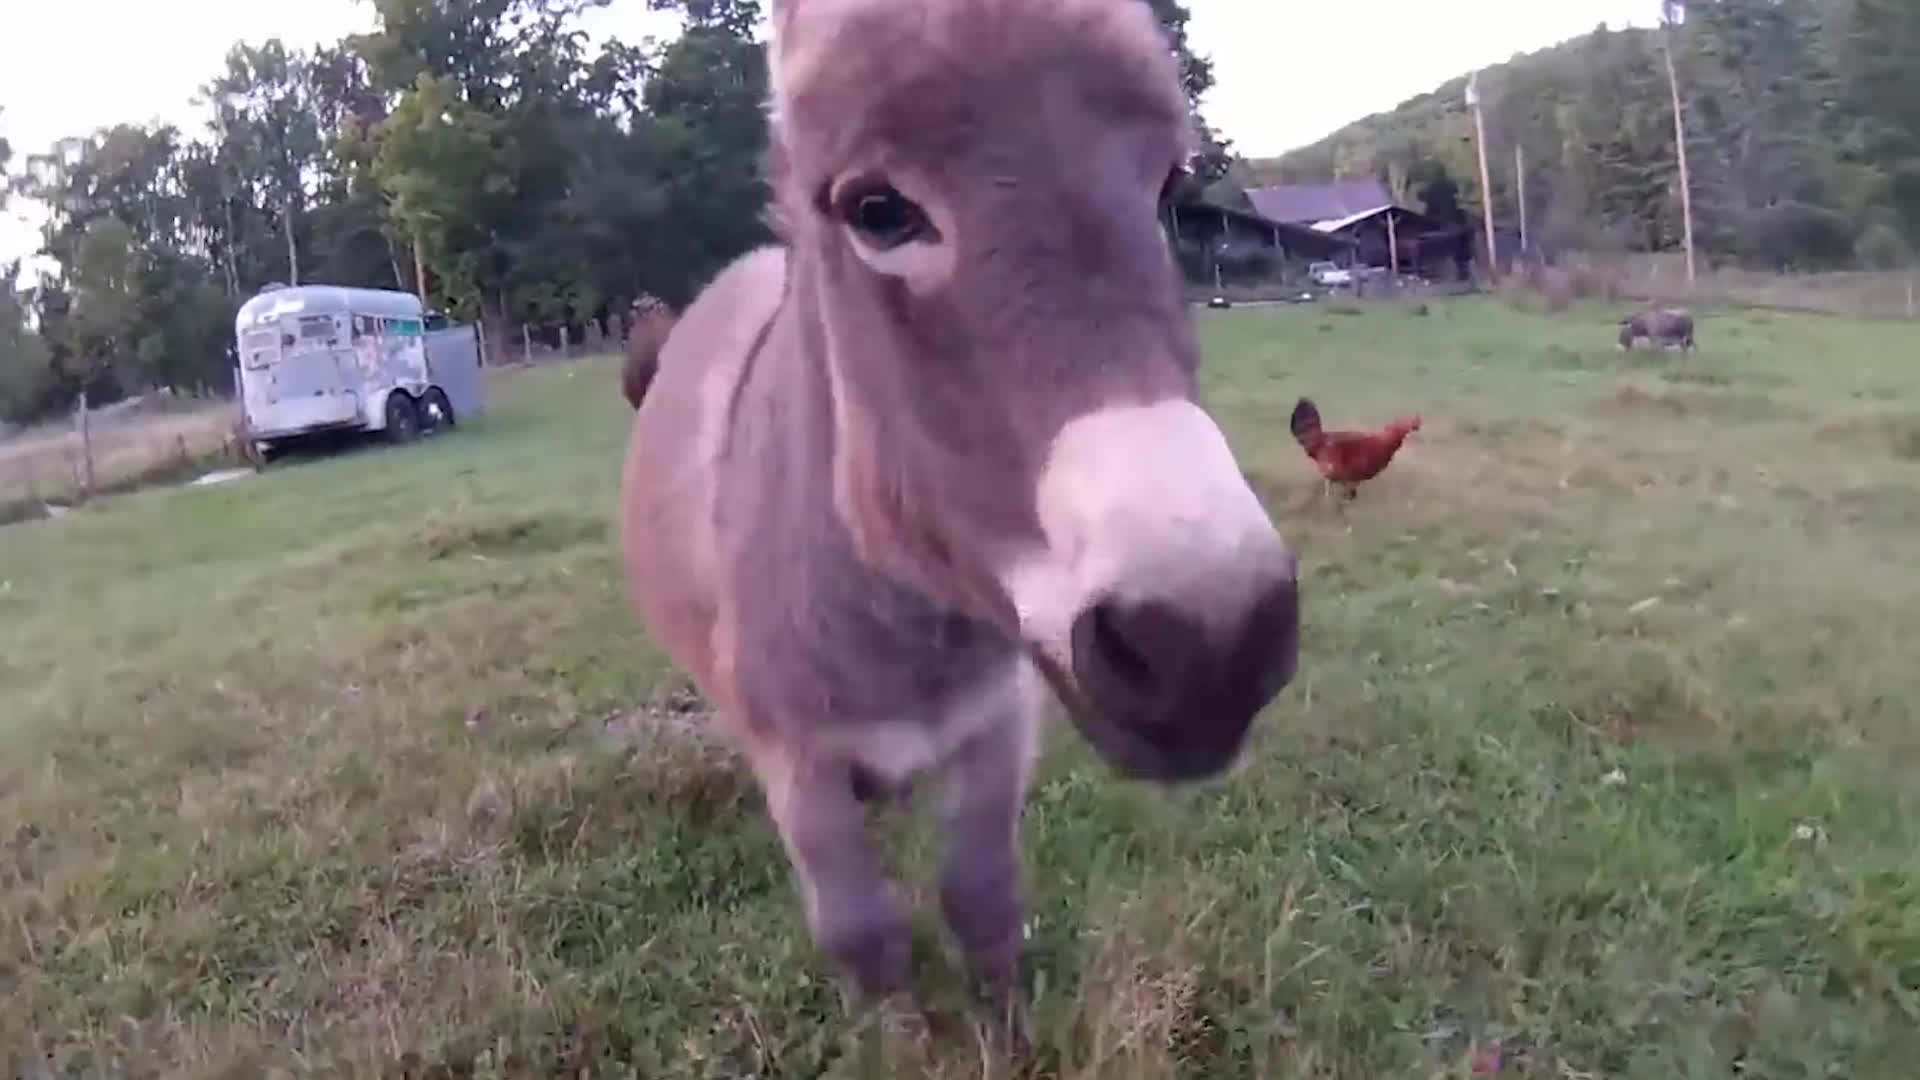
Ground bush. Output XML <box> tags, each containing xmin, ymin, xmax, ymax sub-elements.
<box><xmin>1540</xmin><ymin>268</ymin><xmax>1575</xmax><ymax>312</ymax></box>
<box><xmin>0</xmin><ymin>342</ymin><xmax>61</xmax><ymax>426</ymax></box>
<box><xmin>1740</xmin><ymin>202</ymin><xmax>1856</xmax><ymax>271</ymax></box>
<box><xmin>1856</xmin><ymin>223</ymin><xmax>1913</xmax><ymax>271</ymax></box>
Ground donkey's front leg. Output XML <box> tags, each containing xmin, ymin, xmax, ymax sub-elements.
<box><xmin>758</xmin><ymin>750</ymin><xmax>913</xmax><ymax>1002</ymax></box>
<box><xmin>938</xmin><ymin>669</ymin><xmax>1044</xmax><ymax>1001</ymax></box>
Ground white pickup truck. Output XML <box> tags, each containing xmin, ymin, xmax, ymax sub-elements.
<box><xmin>1308</xmin><ymin>261</ymin><xmax>1354</xmax><ymax>288</ymax></box>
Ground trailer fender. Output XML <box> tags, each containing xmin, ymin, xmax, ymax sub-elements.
<box><xmin>365</xmin><ymin>386</ymin><xmax>409</xmax><ymax>431</ymax></box>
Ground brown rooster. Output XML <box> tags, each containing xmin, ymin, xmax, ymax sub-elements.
<box><xmin>1289</xmin><ymin>397</ymin><xmax>1421</xmax><ymax>502</ymax></box>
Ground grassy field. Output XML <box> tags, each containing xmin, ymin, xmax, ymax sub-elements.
<box><xmin>3</xmin><ymin>298</ymin><xmax>1918</xmax><ymax>1077</ymax></box>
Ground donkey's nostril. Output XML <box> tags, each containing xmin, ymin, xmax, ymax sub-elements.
<box><xmin>1089</xmin><ymin>601</ymin><xmax>1155</xmax><ymax>690</ymax></box>
<box><xmin>1071</xmin><ymin>597</ymin><xmax>1198</xmax><ymax>711</ymax></box>
<box><xmin>1061</xmin><ymin>571</ymin><xmax>1300</xmax><ymax>783</ymax></box>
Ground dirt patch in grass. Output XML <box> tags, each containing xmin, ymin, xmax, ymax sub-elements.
<box><xmin>409</xmin><ymin>509</ymin><xmax>609</xmax><ymax>560</ymax></box>
<box><xmin>1454</xmin><ymin>415</ymin><xmax>1569</xmax><ymax>443</ymax></box>
<box><xmin>1046</xmin><ymin>891</ymin><xmax>1215</xmax><ymax>1079</ymax></box>
<box><xmin>1829</xmin><ymin>483</ymin><xmax>1920</xmax><ymax>528</ymax></box>
<box><xmin>1530</xmin><ymin>645</ymin><xmax>1727</xmax><ymax>750</ymax></box>
<box><xmin>1591</xmin><ymin>382</ymin><xmax>1802</xmax><ymax>423</ymax></box>
<box><xmin>1657</xmin><ymin>364</ymin><xmax>1788</xmax><ymax>391</ymax></box>
<box><xmin>1540</xmin><ymin>343</ymin><xmax>1627</xmax><ymax>371</ymax></box>
<box><xmin>1818</xmin><ymin>411</ymin><xmax>1920</xmax><ymax>462</ymax></box>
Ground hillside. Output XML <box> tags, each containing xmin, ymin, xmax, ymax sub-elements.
<box><xmin>1234</xmin><ymin>0</ymin><xmax>1919</xmax><ymax>271</ymax></box>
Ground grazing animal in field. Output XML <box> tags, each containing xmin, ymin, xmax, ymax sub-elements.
<box><xmin>1618</xmin><ymin>307</ymin><xmax>1696</xmax><ymax>352</ymax></box>
<box><xmin>618</xmin><ymin>0</ymin><xmax>1301</xmax><ymax>1030</ymax></box>
<box><xmin>620</xmin><ymin>295</ymin><xmax>678</xmax><ymax>410</ymax></box>
<box><xmin>1289</xmin><ymin>397</ymin><xmax>1421</xmax><ymax>501</ymax></box>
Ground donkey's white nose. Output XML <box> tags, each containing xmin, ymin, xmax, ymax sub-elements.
<box><xmin>999</xmin><ymin>397</ymin><xmax>1299</xmax><ymax>780</ymax></box>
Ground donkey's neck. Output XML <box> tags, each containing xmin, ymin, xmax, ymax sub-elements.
<box><xmin>716</xmin><ymin>252</ymin><xmax>1015</xmax><ymax>729</ymax></box>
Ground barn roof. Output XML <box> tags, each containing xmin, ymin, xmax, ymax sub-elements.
<box><xmin>1245</xmin><ymin>179</ymin><xmax>1396</xmax><ymax>225</ymax></box>
<box><xmin>1310</xmin><ymin>204</ymin><xmax>1397</xmax><ymax>232</ymax></box>
<box><xmin>1169</xmin><ymin>197</ymin><xmax>1354</xmax><ymax>257</ymax></box>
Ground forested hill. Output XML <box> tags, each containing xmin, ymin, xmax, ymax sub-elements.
<box><xmin>1234</xmin><ymin>0</ymin><xmax>1919</xmax><ymax>272</ymax></box>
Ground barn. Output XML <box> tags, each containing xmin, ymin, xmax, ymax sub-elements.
<box><xmin>1165</xmin><ymin>194</ymin><xmax>1354</xmax><ymax>287</ymax></box>
<box><xmin>1243</xmin><ymin>179</ymin><xmax>1469</xmax><ymax>280</ymax></box>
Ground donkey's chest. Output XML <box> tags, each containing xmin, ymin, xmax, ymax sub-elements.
<box><xmin>829</xmin><ymin>658</ymin><xmax>1035</xmax><ymax>794</ymax></box>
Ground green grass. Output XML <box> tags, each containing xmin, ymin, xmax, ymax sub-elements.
<box><xmin>4</xmin><ymin>299</ymin><xmax>1919</xmax><ymax>1077</ymax></box>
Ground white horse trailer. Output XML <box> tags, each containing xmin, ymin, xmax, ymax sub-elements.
<box><xmin>233</xmin><ymin>284</ymin><xmax>485</xmax><ymax>459</ymax></box>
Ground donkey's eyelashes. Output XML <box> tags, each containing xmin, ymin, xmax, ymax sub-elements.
<box><xmin>834</xmin><ymin>181</ymin><xmax>937</xmax><ymax>250</ymax></box>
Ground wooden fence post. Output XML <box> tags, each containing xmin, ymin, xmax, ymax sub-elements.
<box><xmin>76</xmin><ymin>387</ymin><xmax>95</xmax><ymax>498</ymax></box>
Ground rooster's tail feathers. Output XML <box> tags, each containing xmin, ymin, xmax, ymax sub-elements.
<box><xmin>1289</xmin><ymin>397</ymin><xmax>1323</xmax><ymax>447</ymax></box>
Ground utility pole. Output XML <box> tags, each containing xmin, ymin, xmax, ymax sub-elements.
<box><xmin>1515</xmin><ymin>143</ymin><xmax>1529</xmax><ymax>256</ymax></box>
<box><xmin>1660</xmin><ymin>1</ymin><xmax>1697</xmax><ymax>284</ymax></box>
<box><xmin>1467</xmin><ymin>71</ymin><xmax>1498</xmax><ymax>280</ymax></box>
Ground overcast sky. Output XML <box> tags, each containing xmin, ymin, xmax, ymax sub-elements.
<box><xmin>0</xmin><ymin>0</ymin><xmax>1655</xmax><ymax>273</ymax></box>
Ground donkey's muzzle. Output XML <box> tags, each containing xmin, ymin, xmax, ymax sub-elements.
<box><xmin>1066</xmin><ymin>572</ymin><xmax>1299</xmax><ymax>782</ymax></box>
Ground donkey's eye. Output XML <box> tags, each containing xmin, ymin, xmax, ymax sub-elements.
<box><xmin>837</xmin><ymin>183</ymin><xmax>933</xmax><ymax>249</ymax></box>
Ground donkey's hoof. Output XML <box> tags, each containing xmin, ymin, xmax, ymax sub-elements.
<box><xmin>844</xmin><ymin>991</ymin><xmax>932</xmax><ymax>1038</ymax></box>
<box><xmin>841</xmin><ymin>993</ymin><xmax>937</xmax><ymax>1074</ymax></box>
<box><xmin>975</xmin><ymin>982</ymin><xmax>1033</xmax><ymax>1064</ymax></box>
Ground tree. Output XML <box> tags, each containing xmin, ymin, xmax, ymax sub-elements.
<box><xmin>64</xmin><ymin>217</ymin><xmax>141</xmax><ymax>408</ymax></box>
<box><xmin>635</xmin><ymin>18</ymin><xmax>775</xmax><ymax>304</ymax></box>
<box><xmin>0</xmin><ymin>264</ymin><xmax>55</xmax><ymax>424</ymax></box>
<box><xmin>1142</xmin><ymin>0</ymin><xmax>1233</xmax><ymax>184</ymax></box>
<box><xmin>373</xmin><ymin>73</ymin><xmax>516</xmax><ymax>323</ymax></box>
<box><xmin>203</xmin><ymin>41</ymin><xmax>324</xmax><ymax>286</ymax></box>
<box><xmin>649</xmin><ymin>0</ymin><xmax>760</xmax><ymax>36</ymax></box>
<box><xmin>0</xmin><ymin>108</ymin><xmax>11</xmax><ymax>214</ymax></box>
<box><xmin>1835</xmin><ymin>0</ymin><xmax>1920</xmax><ymax>247</ymax></box>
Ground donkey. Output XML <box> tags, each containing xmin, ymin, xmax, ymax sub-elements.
<box><xmin>620</xmin><ymin>294</ymin><xmax>678</xmax><ymax>410</ymax></box>
<box><xmin>1619</xmin><ymin>307</ymin><xmax>1696</xmax><ymax>352</ymax></box>
<box><xmin>619</xmin><ymin>0</ymin><xmax>1301</xmax><ymax>1021</ymax></box>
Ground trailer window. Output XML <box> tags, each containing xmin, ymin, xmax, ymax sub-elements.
<box><xmin>241</xmin><ymin>328</ymin><xmax>279</xmax><ymax>369</ymax></box>
<box><xmin>298</xmin><ymin>315</ymin><xmax>337</xmax><ymax>344</ymax></box>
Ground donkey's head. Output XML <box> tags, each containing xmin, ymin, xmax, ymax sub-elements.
<box><xmin>770</xmin><ymin>0</ymin><xmax>1299</xmax><ymax>782</ymax></box>
<box><xmin>1618</xmin><ymin>313</ymin><xmax>1647</xmax><ymax>349</ymax></box>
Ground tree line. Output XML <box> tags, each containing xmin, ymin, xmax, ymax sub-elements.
<box><xmin>1237</xmin><ymin>0</ymin><xmax>1920</xmax><ymax>274</ymax></box>
<box><xmin>0</xmin><ymin>0</ymin><xmax>1226</xmax><ymax>426</ymax></box>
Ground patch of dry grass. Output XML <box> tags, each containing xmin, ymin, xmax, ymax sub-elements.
<box><xmin>1593</xmin><ymin>252</ymin><xmax>1920</xmax><ymax>321</ymax></box>
<box><xmin>0</xmin><ymin>400</ymin><xmax>244</xmax><ymax>508</ymax></box>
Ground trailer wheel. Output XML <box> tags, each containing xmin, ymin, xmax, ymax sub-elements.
<box><xmin>420</xmin><ymin>387</ymin><xmax>455</xmax><ymax>435</ymax></box>
<box><xmin>384</xmin><ymin>391</ymin><xmax>422</xmax><ymax>445</ymax></box>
